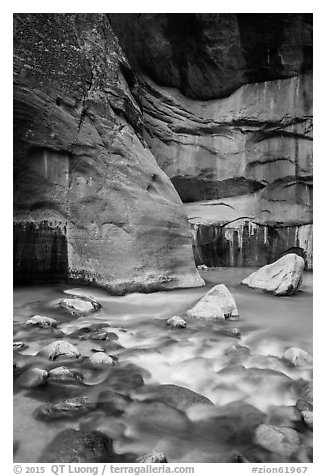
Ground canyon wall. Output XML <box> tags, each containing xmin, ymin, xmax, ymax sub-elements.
<box><xmin>13</xmin><ymin>13</ymin><xmax>204</xmax><ymax>292</ymax></box>
<box><xmin>110</xmin><ymin>14</ymin><xmax>313</xmax><ymax>269</ymax></box>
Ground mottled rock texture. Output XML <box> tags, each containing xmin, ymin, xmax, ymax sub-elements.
<box><xmin>13</xmin><ymin>13</ymin><xmax>203</xmax><ymax>292</ymax></box>
<box><xmin>110</xmin><ymin>14</ymin><xmax>313</xmax><ymax>269</ymax></box>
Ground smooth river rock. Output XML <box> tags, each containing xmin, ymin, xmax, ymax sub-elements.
<box><xmin>186</xmin><ymin>284</ymin><xmax>239</xmax><ymax>320</ymax></box>
<box><xmin>25</xmin><ymin>315</ymin><xmax>58</xmax><ymax>328</ymax></box>
<box><xmin>241</xmin><ymin>254</ymin><xmax>305</xmax><ymax>296</ymax></box>
<box><xmin>17</xmin><ymin>368</ymin><xmax>48</xmax><ymax>388</ymax></box>
<box><xmin>36</xmin><ymin>397</ymin><xmax>96</xmax><ymax>421</ymax></box>
<box><xmin>283</xmin><ymin>347</ymin><xmax>313</xmax><ymax>366</ymax></box>
<box><xmin>48</xmin><ymin>366</ymin><xmax>84</xmax><ymax>383</ymax></box>
<box><xmin>38</xmin><ymin>340</ymin><xmax>80</xmax><ymax>360</ymax></box>
<box><xmin>89</xmin><ymin>352</ymin><xmax>115</xmax><ymax>367</ymax></box>
<box><xmin>133</xmin><ymin>384</ymin><xmax>213</xmax><ymax>411</ymax></box>
<box><xmin>57</xmin><ymin>296</ymin><xmax>101</xmax><ymax>317</ymax></box>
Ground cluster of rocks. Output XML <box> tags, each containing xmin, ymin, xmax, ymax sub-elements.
<box><xmin>14</xmin><ymin>254</ymin><xmax>312</xmax><ymax>463</ymax></box>
<box><xmin>167</xmin><ymin>254</ymin><xmax>305</xmax><ymax>329</ymax></box>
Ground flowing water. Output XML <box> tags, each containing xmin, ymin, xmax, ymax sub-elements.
<box><xmin>13</xmin><ymin>268</ymin><xmax>313</xmax><ymax>463</ymax></box>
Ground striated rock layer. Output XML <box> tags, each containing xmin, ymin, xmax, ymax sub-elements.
<box><xmin>138</xmin><ymin>74</ymin><xmax>313</xmax><ymax>269</ymax></box>
<box><xmin>13</xmin><ymin>14</ymin><xmax>203</xmax><ymax>292</ymax></box>
<box><xmin>111</xmin><ymin>14</ymin><xmax>313</xmax><ymax>269</ymax></box>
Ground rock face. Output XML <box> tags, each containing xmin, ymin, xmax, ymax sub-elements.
<box><xmin>13</xmin><ymin>13</ymin><xmax>203</xmax><ymax>293</ymax></box>
<box><xmin>241</xmin><ymin>253</ymin><xmax>304</xmax><ymax>296</ymax></box>
<box><xmin>110</xmin><ymin>14</ymin><xmax>313</xmax><ymax>270</ymax></box>
<box><xmin>186</xmin><ymin>284</ymin><xmax>239</xmax><ymax>320</ymax></box>
<box><xmin>110</xmin><ymin>14</ymin><xmax>312</xmax><ymax>100</ymax></box>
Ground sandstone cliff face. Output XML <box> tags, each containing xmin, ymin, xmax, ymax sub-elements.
<box><xmin>13</xmin><ymin>14</ymin><xmax>204</xmax><ymax>292</ymax></box>
<box><xmin>110</xmin><ymin>14</ymin><xmax>313</xmax><ymax>269</ymax></box>
<box><xmin>110</xmin><ymin>13</ymin><xmax>312</xmax><ymax>100</ymax></box>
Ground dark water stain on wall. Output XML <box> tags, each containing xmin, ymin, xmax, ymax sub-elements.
<box><xmin>192</xmin><ymin>221</ymin><xmax>312</xmax><ymax>269</ymax></box>
<box><xmin>14</xmin><ymin>221</ymin><xmax>69</xmax><ymax>283</ymax></box>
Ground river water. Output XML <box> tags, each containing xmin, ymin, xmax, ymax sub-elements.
<box><xmin>13</xmin><ymin>268</ymin><xmax>313</xmax><ymax>463</ymax></box>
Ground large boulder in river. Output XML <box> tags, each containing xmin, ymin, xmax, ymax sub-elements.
<box><xmin>13</xmin><ymin>14</ymin><xmax>203</xmax><ymax>294</ymax></box>
<box><xmin>186</xmin><ymin>284</ymin><xmax>239</xmax><ymax>320</ymax></box>
<box><xmin>39</xmin><ymin>429</ymin><xmax>115</xmax><ymax>463</ymax></box>
<box><xmin>241</xmin><ymin>254</ymin><xmax>305</xmax><ymax>296</ymax></box>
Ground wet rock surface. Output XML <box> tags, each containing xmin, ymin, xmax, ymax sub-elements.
<box><xmin>167</xmin><ymin>316</ymin><xmax>187</xmax><ymax>328</ymax></box>
<box><xmin>186</xmin><ymin>284</ymin><xmax>239</xmax><ymax>320</ymax></box>
<box><xmin>47</xmin><ymin>366</ymin><xmax>84</xmax><ymax>383</ymax></box>
<box><xmin>39</xmin><ymin>429</ymin><xmax>115</xmax><ymax>463</ymax></box>
<box><xmin>38</xmin><ymin>340</ymin><xmax>81</xmax><ymax>360</ymax></box>
<box><xmin>17</xmin><ymin>368</ymin><xmax>48</xmax><ymax>389</ymax></box>
<box><xmin>254</xmin><ymin>424</ymin><xmax>301</xmax><ymax>457</ymax></box>
<box><xmin>25</xmin><ymin>315</ymin><xmax>58</xmax><ymax>328</ymax></box>
<box><xmin>36</xmin><ymin>397</ymin><xmax>97</xmax><ymax>421</ymax></box>
<box><xmin>133</xmin><ymin>384</ymin><xmax>213</xmax><ymax>411</ymax></box>
<box><xmin>136</xmin><ymin>450</ymin><xmax>168</xmax><ymax>463</ymax></box>
<box><xmin>242</xmin><ymin>254</ymin><xmax>305</xmax><ymax>296</ymax></box>
<box><xmin>89</xmin><ymin>352</ymin><xmax>115</xmax><ymax>367</ymax></box>
<box><xmin>57</xmin><ymin>296</ymin><xmax>101</xmax><ymax>317</ymax></box>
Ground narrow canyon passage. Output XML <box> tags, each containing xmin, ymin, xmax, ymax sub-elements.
<box><xmin>13</xmin><ymin>13</ymin><xmax>313</xmax><ymax>465</ymax></box>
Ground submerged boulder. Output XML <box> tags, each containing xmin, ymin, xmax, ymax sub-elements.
<box><xmin>36</xmin><ymin>397</ymin><xmax>96</xmax><ymax>421</ymax></box>
<box><xmin>17</xmin><ymin>368</ymin><xmax>48</xmax><ymax>388</ymax></box>
<box><xmin>186</xmin><ymin>284</ymin><xmax>239</xmax><ymax>320</ymax></box>
<box><xmin>254</xmin><ymin>424</ymin><xmax>301</xmax><ymax>457</ymax></box>
<box><xmin>241</xmin><ymin>254</ymin><xmax>304</xmax><ymax>296</ymax></box>
<box><xmin>133</xmin><ymin>384</ymin><xmax>213</xmax><ymax>411</ymax></box>
<box><xmin>38</xmin><ymin>340</ymin><xmax>80</xmax><ymax>360</ymax></box>
<box><xmin>39</xmin><ymin>429</ymin><xmax>114</xmax><ymax>463</ymax></box>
